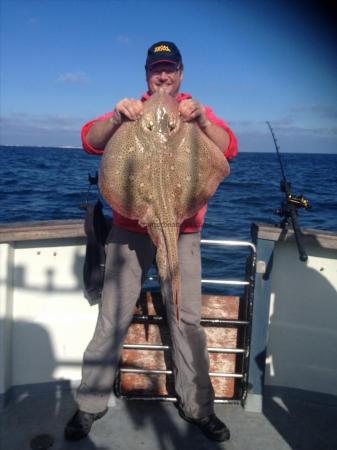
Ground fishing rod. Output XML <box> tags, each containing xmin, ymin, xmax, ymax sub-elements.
<box><xmin>80</xmin><ymin>171</ymin><xmax>100</xmax><ymax>210</ymax></box>
<box><xmin>266</xmin><ymin>121</ymin><xmax>310</xmax><ymax>262</ymax></box>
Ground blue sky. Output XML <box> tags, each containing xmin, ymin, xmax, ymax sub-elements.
<box><xmin>1</xmin><ymin>0</ymin><xmax>336</xmax><ymax>152</ymax></box>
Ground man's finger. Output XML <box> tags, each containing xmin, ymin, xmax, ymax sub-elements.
<box><xmin>122</xmin><ymin>104</ymin><xmax>139</xmax><ymax>120</ymax></box>
<box><xmin>180</xmin><ymin>105</ymin><xmax>200</xmax><ymax>121</ymax></box>
<box><xmin>124</xmin><ymin>104</ymin><xmax>136</xmax><ymax>119</ymax></box>
<box><xmin>133</xmin><ymin>100</ymin><xmax>144</xmax><ymax>116</ymax></box>
<box><xmin>118</xmin><ymin>100</ymin><xmax>143</xmax><ymax>120</ymax></box>
<box><xmin>118</xmin><ymin>105</ymin><xmax>133</xmax><ymax>120</ymax></box>
<box><xmin>189</xmin><ymin>109</ymin><xmax>200</xmax><ymax>120</ymax></box>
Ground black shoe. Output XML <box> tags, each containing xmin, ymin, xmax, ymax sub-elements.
<box><xmin>64</xmin><ymin>408</ymin><xmax>108</xmax><ymax>441</ymax></box>
<box><xmin>178</xmin><ymin>408</ymin><xmax>230</xmax><ymax>442</ymax></box>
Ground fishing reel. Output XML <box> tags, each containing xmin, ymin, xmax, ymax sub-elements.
<box><xmin>275</xmin><ymin>199</ymin><xmax>309</xmax><ymax>221</ymax></box>
<box><xmin>275</xmin><ymin>180</ymin><xmax>311</xmax><ymax>226</ymax></box>
<box><xmin>80</xmin><ymin>171</ymin><xmax>100</xmax><ymax>210</ymax></box>
<box><xmin>280</xmin><ymin>180</ymin><xmax>310</xmax><ymax>209</ymax></box>
<box><xmin>287</xmin><ymin>193</ymin><xmax>310</xmax><ymax>209</ymax></box>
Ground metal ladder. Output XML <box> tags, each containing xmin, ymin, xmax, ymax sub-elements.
<box><xmin>116</xmin><ymin>239</ymin><xmax>257</xmax><ymax>404</ymax></box>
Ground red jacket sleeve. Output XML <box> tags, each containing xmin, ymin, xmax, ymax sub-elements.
<box><xmin>81</xmin><ymin>111</ymin><xmax>114</xmax><ymax>155</ymax></box>
<box><xmin>204</xmin><ymin>106</ymin><xmax>238</xmax><ymax>161</ymax></box>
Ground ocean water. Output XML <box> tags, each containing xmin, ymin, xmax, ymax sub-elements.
<box><xmin>1</xmin><ymin>146</ymin><xmax>336</xmax><ymax>290</ymax></box>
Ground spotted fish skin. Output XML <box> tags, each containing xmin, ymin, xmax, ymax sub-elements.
<box><xmin>99</xmin><ymin>90</ymin><xmax>230</xmax><ymax>321</ymax></box>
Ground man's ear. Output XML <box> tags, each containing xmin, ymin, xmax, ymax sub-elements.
<box><xmin>179</xmin><ymin>69</ymin><xmax>184</xmax><ymax>82</ymax></box>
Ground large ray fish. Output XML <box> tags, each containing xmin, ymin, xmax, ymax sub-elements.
<box><xmin>99</xmin><ymin>90</ymin><xmax>230</xmax><ymax>321</ymax></box>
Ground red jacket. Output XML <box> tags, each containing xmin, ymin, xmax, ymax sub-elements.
<box><xmin>81</xmin><ymin>92</ymin><xmax>238</xmax><ymax>234</ymax></box>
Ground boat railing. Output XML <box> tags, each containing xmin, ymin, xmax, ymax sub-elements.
<box><xmin>145</xmin><ymin>239</ymin><xmax>256</xmax><ymax>286</ymax></box>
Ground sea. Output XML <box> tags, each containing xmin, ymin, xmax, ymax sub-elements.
<box><xmin>1</xmin><ymin>146</ymin><xmax>336</xmax><ymax>293</ymax></box>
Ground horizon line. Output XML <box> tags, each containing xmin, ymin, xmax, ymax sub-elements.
<box><xmin>0</xmin><ymin>144</ymin><xmax>336</xmax><ymax>155</ymax></box>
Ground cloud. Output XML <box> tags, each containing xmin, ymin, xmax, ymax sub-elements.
<box><xmin>275</xmin><ymin>125</ymin><xmax>337</xmax><ymax>137</ymax></box>
<box><xmin>231</xmin><ymin>116</ymin><xmax>337</xmax><ymax>138</ymax></box>
<box><xmin>0</xmin><ymin>112</ymin><xmax>84</xmax><ymax>147</ymax></box>
<box><xmin>268</xmin><ymin>117</ymin><xmax>294</xmax><ymax>127</ymax></box>
<box><xmin>236</xmin><ymin>128</ymin><xmax>337</xmax><ymax>153</ymax></box>
<box><xmin>330</xmin><ymin>125</ymin><xmax>337</xmax><ymax>136</ymax></box>
<box><xmin>57</xmin><ymin>71</ymin><xmax>89</xmax><ymax>84</ymax></box>
<box><xmin>229</xmin><ymin>116</ymin><xmax>337</xmax><ymax>153</ymax></box>
<box><xmin>229</xmin><ymin>120</ymin><xmax>256</xmax><ymax>128</ymax></box>
<box><xmin>290</xmin><ymin>105</ymin><xmax>337</xmax><ymax>119</ymax></box>
<box><xmin>230</xmin><ymin>117</ymin><xmax>294</xmax><ymax>132</ymax></box>
<box><xmin>28</xmin><ymin>17</ymin><xmax>39</xmax><ymax>25</ymax></box>
<box><xmin>116</xmin><ymin>35</ymin><xmax>131</xmax><ymax>45</ymax></box>
<box><xmin>1</xmin><ymin>112</ymin><xmax>83</xmax><ymax>131</ymax></box>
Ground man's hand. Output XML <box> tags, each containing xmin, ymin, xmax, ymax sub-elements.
<box><xmin>178</xmin><ymin>99</ymin><xmax>210</xmax><ymax>129</ymax></box>
<box><xmin>87</xmin><ymin>99</ymin><xmax>143</xmax><ymax>149</ymax></box>
<box><xmin>179</xmin><ymin>98</ymin><xmax>230</xmax><ymax>153</ymax></box>
<box><xmin>114</xmin><ymin>98</ymin><xmax>143</xmax><ymax>124</ymax></box>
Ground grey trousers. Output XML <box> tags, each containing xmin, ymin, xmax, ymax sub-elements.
<box><xmin>77</xmin><ymin>225</ymin><xmax>214</xmax><ymax>419</ymax></box>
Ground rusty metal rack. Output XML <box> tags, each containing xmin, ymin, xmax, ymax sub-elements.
<box><xmin>114</xmin><ymin>239</ymin><xmax>256</xmax><ymax>404</ymax></box>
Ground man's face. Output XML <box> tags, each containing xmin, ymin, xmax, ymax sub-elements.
<box><xmin>146</xmin><ymin>63</ymin><xmax>183</xmax><ymax>97</ymax></box>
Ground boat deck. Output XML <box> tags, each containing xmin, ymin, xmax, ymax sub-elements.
<box><xmin>1</xmin><ymin>222</ymin><xmax>337</xmax><ymax>449</ymax></box>
<box><xmin>2</xmin><ymin>391</ymin><xmax>336</xmax><ymax>450</ymax></box>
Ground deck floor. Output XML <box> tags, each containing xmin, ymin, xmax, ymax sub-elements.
<box><xmin>1</xmin><ymin>391</ymin><xmax>337</xmax><ymax>450</ymax></box>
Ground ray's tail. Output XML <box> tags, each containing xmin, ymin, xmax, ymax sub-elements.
<box><xmin>148</xmin><ymin>222</ymin><xmax>181</xmax><ymax>323</ymax></box>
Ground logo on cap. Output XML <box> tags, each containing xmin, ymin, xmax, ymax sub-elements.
<box><xmin>154</xmin><ymin>45</ymin><xmax>171</xmax><ymax>53</ymax></box>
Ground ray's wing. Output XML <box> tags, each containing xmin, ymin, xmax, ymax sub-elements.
<box><xmin>165</xmin><ymin>121</ymin><xmax>230</xmax><ymax>221</ymax></box>
<box><xmin>99</xmin><ymin>121</ymin><xmax>157</xmax><ymax>220</ymax></box>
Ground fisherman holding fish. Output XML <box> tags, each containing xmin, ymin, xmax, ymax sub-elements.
<box><xmin>65</xmin><ymin>41</ymin><xmax>238</xmax><ymax>442</ymax></box>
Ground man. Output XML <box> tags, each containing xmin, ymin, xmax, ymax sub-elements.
<box><xmin>65</xmin><ymin>41</ymin><xmax>238</xmax><ymax>443</ymax></box>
